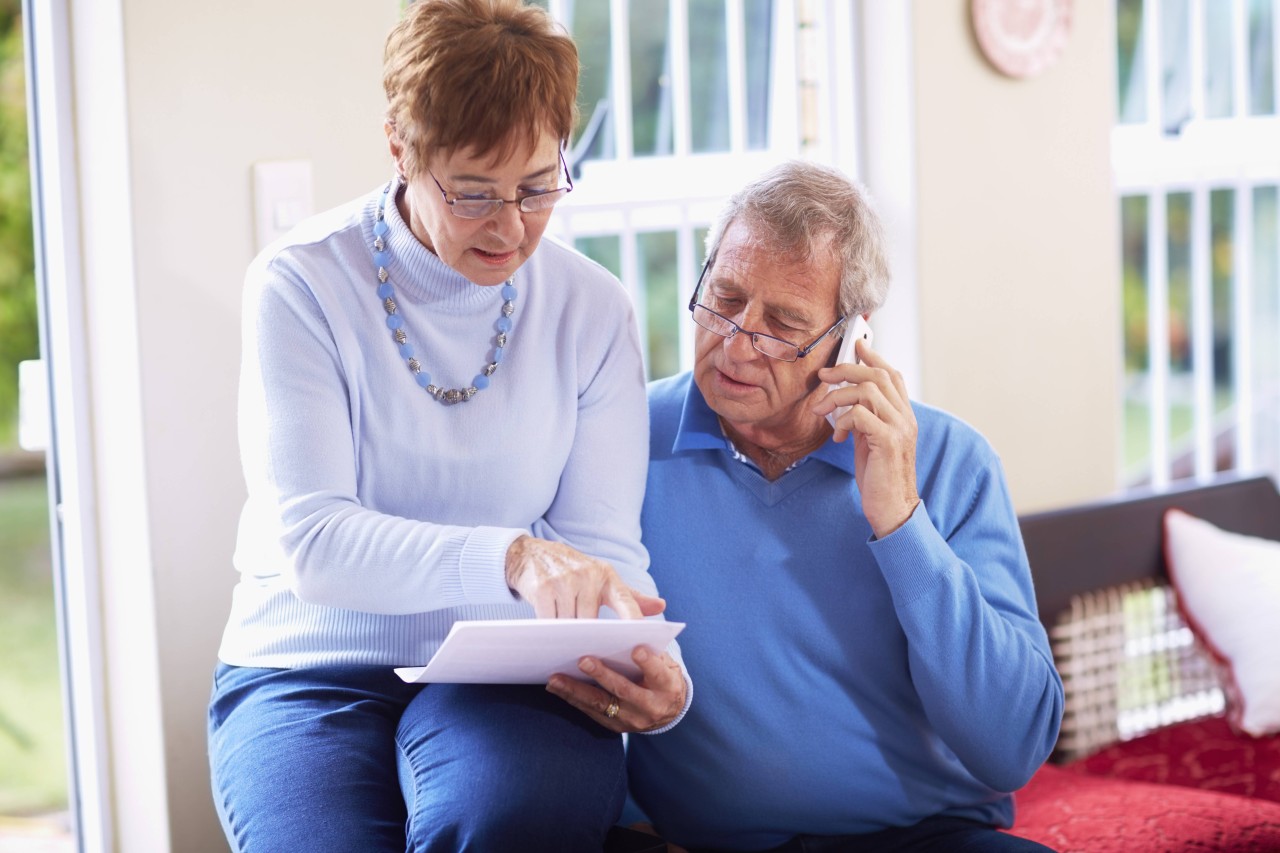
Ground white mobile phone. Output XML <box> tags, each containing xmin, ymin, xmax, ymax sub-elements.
<box><xmin>825</xmin><ymin>315</ymin><xmax>874</xmax><ymax>428</ymax></box>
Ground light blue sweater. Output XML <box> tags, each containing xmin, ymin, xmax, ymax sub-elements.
<box><xmin>217</xmin><ymin>181</ymin><xmax>669</xmax><ymax>672</ymax></box>
<box><xmin>626</xmin><ymin>373</ymin><xmax>1063</xmax><ymax>850</ymax></box>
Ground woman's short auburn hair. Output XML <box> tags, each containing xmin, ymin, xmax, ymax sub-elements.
<box><xmin>383</xmin><ymin>0</ymin><xmax>579</xmax><ymax>176</ymax></box>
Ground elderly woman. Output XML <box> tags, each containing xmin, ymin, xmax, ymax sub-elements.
<box><xmin>207</xmin><ymin>1</ymin><xmax>690</xmax><ymax>850</ymax></box>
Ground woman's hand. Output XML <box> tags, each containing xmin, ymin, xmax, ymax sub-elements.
<box><xmin>505</xmin><ymin>536</ymin><xmax>667</xmax><ymax>619</ymax></box>
<box><xmin>545</xmin><ymin>644</ymin><xmax>687</xmax><ymax>733</ymax></box>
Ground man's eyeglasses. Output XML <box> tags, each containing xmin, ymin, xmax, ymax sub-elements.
<box><xmin>687</xmin><ymin>258</ymin><xmax>846</xmax><ymax>363</ymax></box>
<box><xmin>429</xmin><ymin>150</ymin><xmax>574</xmax><ymax>220</ymax></box>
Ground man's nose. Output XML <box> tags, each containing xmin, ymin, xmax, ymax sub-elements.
<box><xmin>723</xmin><ymin>326</ymin><xmax>759</xmax><ymax>361</ymax></box>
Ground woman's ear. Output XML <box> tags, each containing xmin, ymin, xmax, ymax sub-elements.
<box><xmin>385</xmin><ymin>123</ymin><xmax>407</xmax><ymax>177</ymax></box>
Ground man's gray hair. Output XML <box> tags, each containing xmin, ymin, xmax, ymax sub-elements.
<box><xmin>703</xmin><ymin>160</ymin><xmax>890</xmax><ymax>321</ymax></box>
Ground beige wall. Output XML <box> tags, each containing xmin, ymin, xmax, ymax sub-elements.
<box><xmin>110</xmin><ymin>1</ymin><xmax>400</xmax><ymax>848</ymax></box>
<box><xmin>912</xmin><ymin>3</ymin><xmax>1123</xmax><ymax>513</ymax></box>
<box><xmin>71</xmin><ymin>1</ymin><xmax>1121</xmax><ymax>848</ymax></box>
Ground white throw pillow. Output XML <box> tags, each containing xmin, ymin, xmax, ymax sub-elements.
<box><xmin>1164</xmin><ymin>509</ymin><xmax>1280</xmax><ymax>737</ymax></box>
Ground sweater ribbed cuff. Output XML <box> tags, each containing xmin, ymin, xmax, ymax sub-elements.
<box><xmin>866</xmin><ymin>501</ymin><xmax>954</xmax><ymax>607</ymax></box>
<box><xmin>458</xmin><ymin>526</ymin><xmax>526</xmax><ymax>605</ymax></box>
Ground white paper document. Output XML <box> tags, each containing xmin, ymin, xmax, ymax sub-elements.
<box><xmin>394</xmin><ymin>618</ymin><xmax>686</xmax><ymax>685</ymax></box>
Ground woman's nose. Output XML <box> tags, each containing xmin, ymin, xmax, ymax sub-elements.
<box><xmin>486</xmin><ymin>203</ymin><xmax>525</xmax><ymax>241</ymax></box>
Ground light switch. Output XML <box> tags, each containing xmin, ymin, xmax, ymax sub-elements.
<box><xmin>252</xmin><ymin>160</ymin><xmax>314</xmax><ymax>252</ymax></box>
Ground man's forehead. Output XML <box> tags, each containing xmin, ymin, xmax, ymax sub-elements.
<box><xmin>710</xmin><ymin>227</ymin><xmax>839</xmax><ymax>307</ymax></box>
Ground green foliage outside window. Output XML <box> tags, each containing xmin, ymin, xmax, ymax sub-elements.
<box><xmin>1116</xmin><ymin>0</ymin><xmax>1145</xmax><ymax>123</ymax></box>
<box><xmin>0</xmin><ymin>1</ymin><xmax>38</xmax><ymax>450</ymax></box>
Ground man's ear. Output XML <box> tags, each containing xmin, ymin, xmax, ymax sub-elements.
<box><xmin>825</xmin><ymin>342</ymin><xmax>842</xmax><ymax>369</ymax></box>
<box><xmin>825</xmin><ymin>320</ymin><xmax>849</xmax><ymax>369</ymax></box>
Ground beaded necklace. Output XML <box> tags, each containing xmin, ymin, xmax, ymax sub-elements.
<box><xmin>372</xmin><ymin>178</ymin><xmax>515</xmax><ymax>405</ymax></box>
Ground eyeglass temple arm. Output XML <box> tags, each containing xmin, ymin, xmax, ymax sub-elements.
<box><xmin>688</xmin><ymin>253</ymin><xmax>718</xmax><ymax>310</ymax></box>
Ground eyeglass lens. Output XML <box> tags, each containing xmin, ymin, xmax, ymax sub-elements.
<box><xmin>691</xmin><ymin>305</ymin><xmax>799</xmax><ymax>361</ymax></box>
<box><xmin>449</xmin><ymin>188</ymin><xmax>570</xmax><ymax>220</ymax></box>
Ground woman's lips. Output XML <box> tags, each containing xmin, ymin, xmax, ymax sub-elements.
<box><xmin>473</xmin><ymin>247</ymin><xmax>517</xmax><ymax>265</ymax></box>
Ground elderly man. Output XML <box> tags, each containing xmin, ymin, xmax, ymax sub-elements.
<box><xmin>623</xmin><ymin>161</ymin><xmax>1061</xmax><ymax>852</ymax></box>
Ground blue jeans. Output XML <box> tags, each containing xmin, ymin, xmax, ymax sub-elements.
<box><xmin>208</xmin><ymin>663</ymin><xmax>626</xmax><ymax>852</ymax></box>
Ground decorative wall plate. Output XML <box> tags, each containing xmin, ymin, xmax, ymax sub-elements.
<box><xmin>971</xmin><ymin>0</ymin><xmax>1073</xmax><ymax>79</ymax></box>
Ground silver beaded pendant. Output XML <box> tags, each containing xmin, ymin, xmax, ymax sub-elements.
<box><xmin>371</xmin><ymin>179</ymin><xmax>514</xmax><ymax>404</ymax></box>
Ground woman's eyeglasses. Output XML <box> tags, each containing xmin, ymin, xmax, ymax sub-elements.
<box><xmin>428</xmin><ymin>150</ymin><xmax>573</xmax><ymax>220</ymax></box>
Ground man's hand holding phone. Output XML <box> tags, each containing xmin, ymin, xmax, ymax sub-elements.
<box><xmin>824</xmin><ymin>314</ymin><xmax>874</xmax><ymax>429</ymax></box>
<box><xmin>814</xmin><ymin>317</ymin><xmax>921</xmax><ymax>539</ymax></box>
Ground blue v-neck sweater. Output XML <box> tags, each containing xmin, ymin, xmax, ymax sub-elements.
<box><xmin>626</xmin><ymin>373</ymin><xmax>1062</xmax><ymax>850</ymax></box>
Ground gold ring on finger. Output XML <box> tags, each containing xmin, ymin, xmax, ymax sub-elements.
<box><xmin>605</xmin><ymin>698</ymin><xmax>620</xmax><ymax>719</ymax></box>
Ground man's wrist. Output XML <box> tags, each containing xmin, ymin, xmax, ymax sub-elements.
<box><xmin>870</xmin><ymin>497</ymin><xmax>921</xmax><ymax>540</ymax></box>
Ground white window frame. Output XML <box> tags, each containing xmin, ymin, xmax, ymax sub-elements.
<box><xmin>24</xmin><ymin>0</ymin><xmax>169</xmax><ymax>850</ymax></box>
<box><xmin>1114</xmin><ymin>0</ymin><xmax>1280</xmax><ymax>490</ymax></box>
<box><xmin>541</xmin><ymin>0</ymin><xmax>915</xmax><ymax>380</ymax></box>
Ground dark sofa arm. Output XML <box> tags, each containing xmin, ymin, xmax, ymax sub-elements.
<box><xmin>1017</xmin><ymin>474</ymin><xmax>1280</xmax><ymax>629</ymax></box>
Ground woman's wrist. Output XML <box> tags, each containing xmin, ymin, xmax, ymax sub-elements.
<box><xmin>504</xmin><ymin>534</ymin><xmax>531</xmax><ymax>590</ymax></box>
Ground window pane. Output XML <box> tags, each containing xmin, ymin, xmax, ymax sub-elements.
<box><xmin>0</xmin><ymin>472</ymin><xmax>66</xmax><ymax>826</ymax></box>
<box><xmin>1253</xmin><ymin>186</ymin><xmax>1280</xmax><ymax>474</ymax></box>
<box><xmin>1250</xmin><ymin>0</ymin><xmax>1276</xmax><ymax>115</ymax></box>
<box><xmin>1117</xmin><ymin>0</ymin><xmax>1147</xmax><ymax>123</ymax></box>
<box><xmin>639</xmin><ymin>231</ymin><xmax>680</xmax><ymax>379</ymax></box>
<box><xmin>630</xmin><ymin>0</ymin><xmax>673</xmax><ymax>156</ymax></box>
<box><xmin>1210</xmin><ymin>188</ymin><xmax>1235</xmax><ymax>472</ymax></box>
<box><xmin>1162</xmin><ymin>0</ymin><xmax>1193</xmax><ymax>132</ymax></box>
<box><xmin>1204</xmin><ymin>3</ymin><xmax>1235</xmax><ymax>118</ymax></box>
<box><xmin>1123</xmin><ymin>196</ymin><xmax>1151</xmax><ymax>374</ymax></box>
<box><xmin>571</xmin><ymin>2</ymin><xmax>613</xmax><ymax>160</ymax></box>
<box><xmin>744</xmin><ymin>0</ymin><xmax>774</xmax><ymax>148</ymax></box>
<box><xmin>1167</xmin><ymin>192</ymin><xmax>1193</xmax><ymax>467</ymax></box>
<box><xmin>1122</xmin><ymin>195</ymin><xmax>1151</xmax><ymax>476</ymax></box>
<box><xmin>0</xmin><ymin>12</ymin><xmax>70</xmax><ymax>843</ymax></box>
<box><xmin>574</xmin><ymin>235</ymin><xmax>622</xmax><ymax>280</ymax></box>
<box><xmin>689</xmin><ymin>0</ymin><xmax>730</xmax><ymax>153</ymax></box>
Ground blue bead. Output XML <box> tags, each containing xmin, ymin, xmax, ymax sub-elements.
<box><xmin>374</xmin><ymin>251</ymin><xmax>390</xmax><ymax>267</ymax></box>
<box><xmin>497</xmin><ymin>316</ymin><xmax>512</xmax><ymax>332</ymax></box>
<box><xmin>387</xmin><ymin>315</ymin><xmax>404</xmax><ymax>330</ymax></box>
<box><xmin>473</xmin><ymin>374</ymin><xmax>490</xmax><ymax>390</ymax></box>
<box><xmin>378</xmin><ymin>282</ymin><xmax>394</xmax><ymax>299</ymax></box>
<box><xmin>373</xmin><ymin>220</ymin><xmax>389</xmax><ymax>236</ymax></box>
<box><xmin>399</xmin><ymin>343</ymin><xmax>415</xmax><ymax>359</ymax></box>
<box><xmin>492</xmin><ymin>347</ymin><xmax>505</xmax><ymax>363</ymax></box>
<box><xmin>416</xmin><ymin>373</ymin><xmax>431</xmax><ymax>388</ymax></box>
<box><xmin>502</xmin><ymin>284</ymin><xmax>516</xmax><ymax>301</ymax></box>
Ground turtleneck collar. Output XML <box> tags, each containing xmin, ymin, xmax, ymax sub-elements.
<box><xmin>363</xmin><ymin>177</ymin><xmax>508</xmax><ymax>311</ymax></box>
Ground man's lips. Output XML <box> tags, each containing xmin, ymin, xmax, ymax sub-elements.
<box><xmin>715</xmin><ymin>368</ymin><xmax>759</xmax><ymax>390</ymax></box>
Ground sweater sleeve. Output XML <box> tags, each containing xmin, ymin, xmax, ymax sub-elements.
<box><xmin>528</xmin><ymin>294</ymin><xmax>651</xmax><ymax>591</ymax></box>
<box><xmin>236</xmin><ymin>258</ymin><xmax>524</xmax><ymax>615</ymax></box>
<box><xmin>866</xmin><ymin>458</ymin><xmax>1064</xmax><ymax>793</ymax></box>
<box><xmin>526</xmin><ymin>292</ymin><xmax>692</xmax><ymax>729</ymax></box>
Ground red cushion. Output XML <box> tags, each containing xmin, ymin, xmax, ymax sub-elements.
<box><xmin>1066</xmin><ymin>716</ymin><xmax>1280</xmax><ymax>803</ymax></box>
<box><xmin>1005</xmin><ymin>762</ymin><xmax>1280</xmax><ymax>852</ymax></box>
